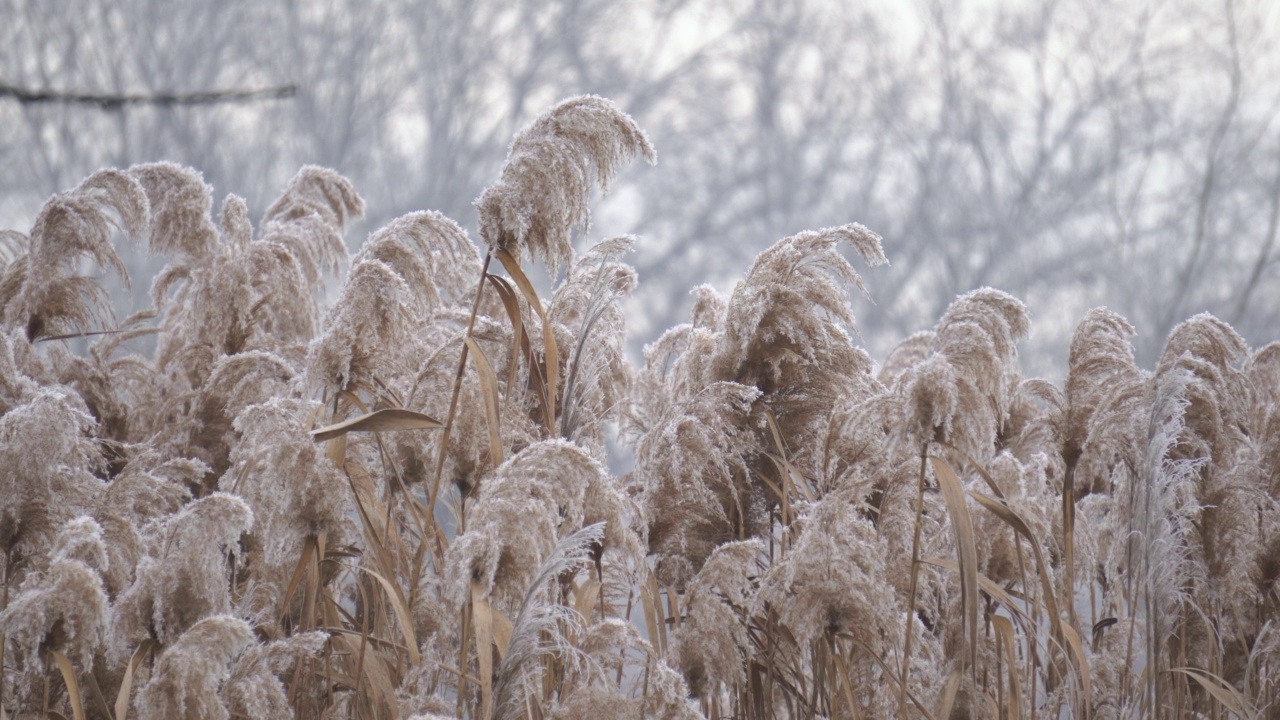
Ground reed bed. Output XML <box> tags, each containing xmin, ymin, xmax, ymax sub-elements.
<box><xmin>1</xmin><ymin>95</ymin><xmax>1277</xmax><ymax>720</ymax></box>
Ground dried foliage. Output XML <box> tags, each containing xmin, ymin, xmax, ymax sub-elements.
<box><xmin>476</xmin><ymin>95</ymin><xmax>655</xmax><ymax>273</ymax></box>
<box><xmin>1</xmin><ymin>94</ymin><xmax>1277</xmax><ymax>720</ymax></box>
<box><xmin>0</xmin><ymin>168</ymin><xmax>147</xmax><ymax>342</ymax></box>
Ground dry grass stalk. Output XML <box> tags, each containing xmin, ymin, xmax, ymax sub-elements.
<box><xmin>1</xmin><ymin>94</ymin><xmax>1277</xmax><ymax>720</ymax></box>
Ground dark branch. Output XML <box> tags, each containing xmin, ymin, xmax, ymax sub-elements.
<box><xmin>0</xmin><ymin>83</ymin><xmax>298</xmax><ymax>109</ymax></box>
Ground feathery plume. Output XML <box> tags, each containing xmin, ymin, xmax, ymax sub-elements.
<box><xmin>152</xmin><ymin>194</ymin><xmax>314</xmax><ymax>383</ymax></box>
<box><xmin>632</xmin><ymin>319</ymin><xmax>721</xmax><ymax>427</ymax></box>
<box><xmin>900</xmin><ymin>352</ymin><xmax>959</xmax><ymax>449</ymax></box>
<box><xmin>970</xmin><ymin>452</ymin><xmax>1053</xmax><ymax>585</ymax></box>
<box><xmin>93</xmin><ymin>452</ymin><xmax>201</xmax><ymax>599</ymax></box>
<box><xmin>636</xmin><ymin>381</ymin><xmax>761</xmax><ymax>588</ymax></box>
<box><xmin>1131</xmin><ymin>367</ymin><xmax>1204</xmax><ymax>711</ymax></box>
<box><xmin>258</xmin><ymin>166</ymin><xmax>361</xmax><ymax>290</ymax></box>
<box><xmin>1155</xmin><ymin>313</ymin><xmax>1249</xmax><ymax>464</ymax></box>
<box><xmin>0</xmin><ymin>517</ymin><xmax>109</xmax><ymax>686</ymax></box>
<box><xmin>0</xmin><ymin>330</ymin><xmax>39</xmax><ymax>414</ymax></box>
<box><xmin>550</xmin><ymin>620</ymin><xmax>700</xmax><ymax>719</ymax></box>
<box><xmin>306</xmin><ymin>258</ymin><xmax>419</xmax><ymax>393</ymax></box>
<box><xmin>224</xmin><ymin>631</ymin><xmax>328</xmax><ymax>718</ymax></box>
<box><xmin>150</xmin><ymin>350</ymin><xmax>296</xmax><ymax>482</ymax></box>
<box><xmin>1064</xmin><ymin>308</ymin><xmax>1141</xmax><ymax>465</ymax></box>
<box><xmin>102</xmin><ymin>452</ymin><xmax>201</xmax><ymax>523</ymax></box>
<box><xmin>449</xmin><ymin>440</ymin><xmax>637</xmax><ymax>608</ymax></box>
<box><xmin>1002</xmin><ymin>377</ymin><xmax>1065</xmax><ymax>464</ymax></box>
<box><xmin>0</xmin><ymin>228</ymin><xmax>24</xmax><ymax>267</ymax></box>
<box><xmin>755</xmin><ymin>492</ymin><xmax>894</xmax><ymax>651</ymax></box>
<box><xmin>817</xmin><ymin>389</ymin><xmax>895</xmax><ymax>498</ymax></box>
<box><xmin>1247</xmin><ymin>342</ymin><xmax>1280</xmax><ymax>495</ymax></box>
<box><xmin>129</xmin><ymin>161</ymin><xmax>218</xmax><ymax>261</ymax></box>
<box><xmin>491</xmin><ymin>523</ymin><xmax>604</xmax><ymax>720</ymax></box>
<box><xmin>927</xmin><ymin>287</ymin><xmax>1030</xmax><ymax>459</ymax></box>
<box><xmin>358</xmin><ymin>210</ymin><xmax>481</xmax><ymax>308</ymax></box>
<box><xmin>112</xmin><ymin>493</ymin><xmax>253</xmax><ymax>651</ymax></box>
<box><xmin>410</xmin><ymin>322</ymin><xmax>539</xmax><ymax>492</ymax></box>
<box><xmin>550</xmin><ymin>236</ymin><xmax>638</xmax><ymax>444</ymax></box>
<box><xmin>878</xmin><ymin>330</ymin><xmax>935</xmax><ymax>389</ymax></box>
<box><xmin>1153</xmin><ymin>314</ymin><xmax>1262</xmax><ymax>676</ymax></box>
<box><xmin>263</xmin><ymin>165</ymin><xmax>364</xmax><ymax>233</ymax></box>
<box><xmin>669</xmin><ymin>539</ymin><xmax>760</xmax><ymax>697</ymax></box>
<box><xmin>152</xmin><ymin>168</ymin><xmax>360</xmax><ymax>391</ymax></box>
<box><xmin>711</xmin><ymin>223</ymin><xmax>886</xmax><ymax>393</ymax></box>
<box><xmin>0</xmin><ymin>169</ymin><xmax>147</xmax><ymax>340</ymax></box>
<box><xmin>134</xmin><ymin>614</ymin><xmax>256</xmax><ymax>720</ymax></box>
<box><xmin>696</xmin><ymin>224</ymin><xmax>885</xmax><ymax>530</ymax></box>
<box><xmin>476</xmin><ymin>95</ymin><xmax>655</xmax><ymax>273</ymax></box>
<box><xmin>689</xmin><ymin>283</ymin><xmax>727</xmax><ymax>330</ymax></box>
<box><xmin>219</xmin><ymin>398</ymin><xmax>353</xmax><ymax>622</ymax></box>
<box><xmin>0</xmin><ymin>387</ymin><xmax>104</xmax><ymax>568</ymax></box>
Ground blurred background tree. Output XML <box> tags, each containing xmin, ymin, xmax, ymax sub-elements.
<box><xmin>2</xmin><ymin>0</ymin><xmax>1277</xmax><ymax>375</ymax></box>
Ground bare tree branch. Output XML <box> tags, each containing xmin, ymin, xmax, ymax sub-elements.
<box><xmin>0</xmin><ymin>83</ymin><xmax>297</xmax><ymax>109</ymax></box>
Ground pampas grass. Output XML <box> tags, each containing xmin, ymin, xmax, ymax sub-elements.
<box><xmin>1</xmin><ymin>94</ymin><xmax>1277</xmax><ymax>719</ymax></box>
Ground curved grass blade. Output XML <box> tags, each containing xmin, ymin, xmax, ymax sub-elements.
<box><xmin>49</xmin><ymin>650</ymin><xmax>86</xmax><ymax>720</ymax></box>
<box><xmin>1169</xmin><ymin>667</ymin><xmax>1257</xmax><ymax>719</ymax></box>
<box><xmin>311</xmin><ymin>408</ymin><xmax>442</xmax><ymax>442</ymax></box>
<box><xmin>464</xmin><ymin>337</ymin><xmax>504</xmax><ymax>467</ymax></box>
<box><xmin>114</xmin><ymin>640</ymin><xmax>154</xmax><ymax>720</ymax></box>
<box><xmin>930</xmin><ymin>456</ymin><xmax>979</xmax><ymax>673</ymax></box>
<box><xmin>486</xmin><ymin>273</ymin><xmax>526</xmax><ymax>393</ymax></box>
<box><xmin>360</xmin><ymin>567</ymin><xmax>422</xmax><ymax>665</ymax></box>
<box><xmin>496</xmin><ymin>248</ymin><xmax>559</xmax><ymax>426</ymax></box>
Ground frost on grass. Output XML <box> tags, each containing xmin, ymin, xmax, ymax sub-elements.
<box><xmin>219</xmin><ymin>397</ymin><xmax>354</xmax><ymax>623</ymax></box>
<box><xmin>0</xmin><ymin>168</ymin><xmax>146</xmax><ymax>341</ymax></box>
<box><xmin>636</xmin><ymin>381</ymin><xmax>761</xmax><ymax>588</ymax></box>
<box><xmin>152</xmin><ymin>165</ymin><xmax>361</xmax><ymax>386</ymax></box>
<box><xmin>477</xmin><ymin>95</ymin><xmax>655</xmax><ymax>273</ymax></box>
<box><xmin>0</xmin><ymin>517</ymin><xmax>109</xmax><ymax>697</ymax></box>
<box><xmin>1</xmin><ymin>96</ymin><xmax>1278</xmax><ymax>719</ymax></box>
<box><xmin>130</xmin><ymin>161</ymin><xmax>218</xmax><ymax>262</ymax></box>
<box><xmin>448</xmin><ymin>440</ymin><xmax>639</xmax><ymax>610</ymax></box>
<box><xmin>112</xmin><ymin>493</ymin><xmax>253</xmax><ymax>652</ymax></box>
<box><xmin>307</xmin><ymin>258</ymin><xmax>419</xmax><ymax>393</ymax></box>
<box><xmin>0</xmin><ymin>387</ymin><xmax>104</xmax><ymax>569</ymax></box>
<box><xmin>670</xmin><ymin>539</ymin><xmax>760</xmax><ymax>696</ymax></box>
<box><xmin>549</xmin><ymin>236</ymin><xmax>638</xmax><ymax>446</ymax></box>
<box><xmin>135</xmin><ymin>615</ymin><xmax>256</xmax><ymax>720</ymax></box>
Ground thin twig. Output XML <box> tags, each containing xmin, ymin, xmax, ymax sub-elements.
<box><xmin>901</xmin><ymin>442</ymin><xmax>929</xmax><ymax>720</ymax></box>
<box><xmin>0</xmin><ymin>82</ymin><xmax>297</xmax><ymax>108</ymax></box>
<box><xmin>427</xmin><ymin>252</ymin><xmax>494</xmax><ymax>517</ymax></box>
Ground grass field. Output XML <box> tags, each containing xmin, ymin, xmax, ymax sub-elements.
<box><xmin>1</xmin><ymin>95</ymin><xmax>1277</xmax><ymax>719</ymax></box>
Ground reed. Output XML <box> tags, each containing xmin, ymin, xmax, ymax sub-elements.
<box><xmin>0</xmin><ymin>95</ymin><xmax>1276</xmax><ymax>719</ymax></box>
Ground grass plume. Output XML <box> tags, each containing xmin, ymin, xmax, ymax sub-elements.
<box><xmin>0</xmin><ymin>95</ymin><xmax>1276</xmax><ymax>719</ymax></box>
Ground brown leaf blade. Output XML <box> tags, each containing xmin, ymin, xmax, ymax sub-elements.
<box><xmin>937</xmin><ymin>667</ymin><xmax>962</xmax><ymax>720</ymax></box>
<box><xmin>49</xmin><ymin>650</ymin><xmax>86</xmax><ymax>720</ymax></box>
<box><xmin>471</xmin><ymin>580</ymin><xmax>496</xmax><ymax>720</ymax></box>
<box><xmin>495</xmin><ymin>248</ymin><xmax>559</xmax><ymax>425</ymax></box>
<box><xmin>930</xmin><ymin>456</ymin><xmax>979</xmax><ymax>673</ymax></box>
<box><xmin>361</xmin><ymin>568</ymin><xmax>422</xmax><ymax>665</ymax></box>
<box><xmin>968</xmin><ymin>489</ymin><xmax>1063</xmax><ymax>640</ymax></box>
<box><xmin>485</xmin><ymin>273</ymin><xmax>526</xmax><ymax>392</ymax></box>
<box><xmin>464</xmin><ymin>337</ymin><xmax>504</xmax><ymax>467</ymax></box>
<box><xmin>1060</xmin><ymin>622</ymin><xmax>1093</xmax><ymax>711</ymax></box>
<box><xmin>114</xmin><ymin>640</ymin><xmax>154</xmax><ymax>720</ymax></box>
<box><xmin>993</xmin><ymin>615</ymin><xmax>1022</xmax><ymax>720</ymax></box>
<box><xmin>310</xmin><ymin>407</ymin><xmax>442</xmax><ymax>442</ymax></box>
<box><xmin>1168</xmin><ymin>667</ymin><xmax>1258</xmax><ymax>718</ymax></box>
